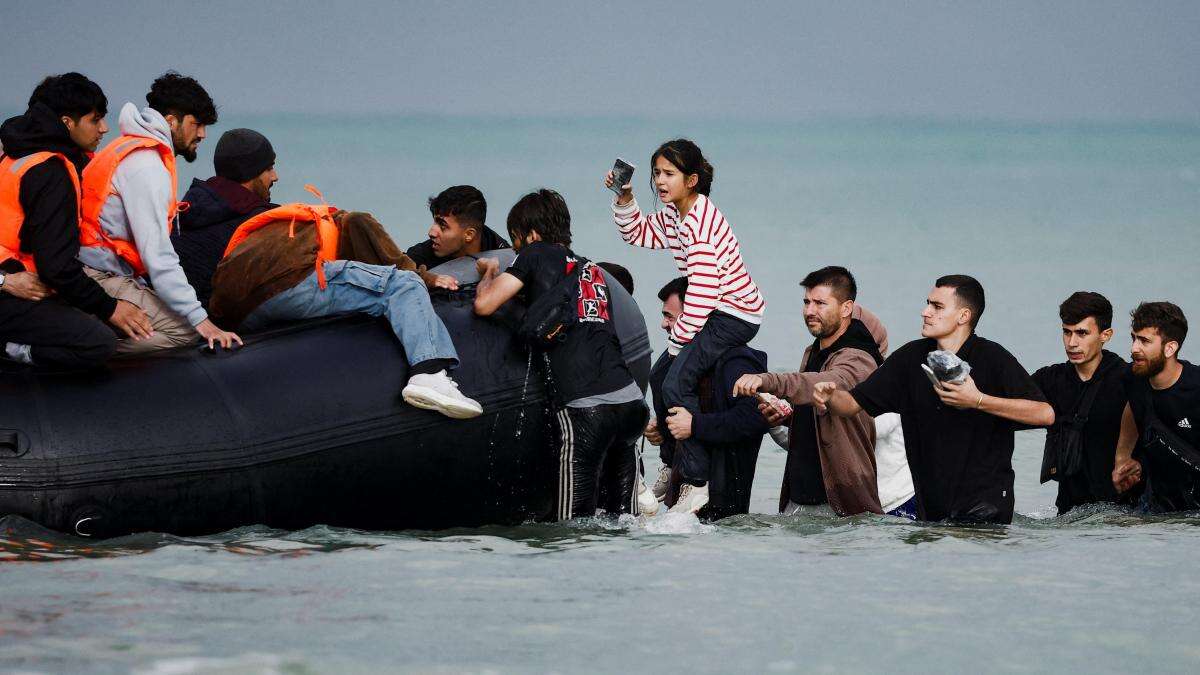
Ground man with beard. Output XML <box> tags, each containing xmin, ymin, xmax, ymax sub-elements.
<box><xmin>732</xmin><ymin>266</ymin><xmax>887</xmax><ymax>516</ymax></box>
<box><xmin>1032</xmin><ymin>292</ymin><xmax>1130</xmax><ymax>514</ymax></box>
<box><xmin>79</xmin><ymin>72</ymin><xmax>240</xmax><ymax>353</ymax></box>
<box><xmin>406</xmin><ymin>185</ymin><xmax>510</xmax><ymax>271</ymax></box>
<box><xmin>1113</xmin><ymin>302</ymin><xmax>1200</xmax><ymax>512</ymax></box>
<box><xmin>0</xmin><ymin>73</ymin><xmax>152</xmax><ymax>369</ymax></box>
<box><xmin>811</xmin><ymin>275</ymin><xmax>1054</xmax><ymax>524</ymax></box>
<box><xmin>172</xmin><ymin>129</ymin><xmax>278</xmax><ymax>308</ymax></box>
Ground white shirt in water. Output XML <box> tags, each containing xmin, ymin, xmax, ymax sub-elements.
<box><xmin>768</xmin><ymin>412</ymin><xmax>916</xmax><ymax>513</ymax></box>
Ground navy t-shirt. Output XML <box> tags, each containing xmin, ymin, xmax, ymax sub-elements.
<box><xmin>505</xmin><ymin>242</ymin><xmax>633</xmax><ymax>404</ymax></box>
<box><xmin>851</xmin><ymin>334</ymin><xmax>1045</xmax><ymax>524</ymax></box>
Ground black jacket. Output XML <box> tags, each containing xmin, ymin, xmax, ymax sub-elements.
<box><xmin>405</xmin><ymin>225</ymin><xmax>511</xmax><ymax>271</ymax></box>
<box><xmin>650</xmin><ymin>346</ymin><xmax>771</xmax><ymax>519</ymax></box>
<box><xmin>0</xmin><ymin>103</ymin><xmax>116</xmax><ymax>319</ymax></box>
<box><xmin>173</xmin><ymin>177</ymin><xmax>274</xmax><ymax>308</ymax></box>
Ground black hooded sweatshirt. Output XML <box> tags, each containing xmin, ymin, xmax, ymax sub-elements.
<box><xmin>173</xmin><ymin>176</ymin><xmax>275</xmax><ymax>308</ymax></box>
<box><xmin>0</xmin><ymin>103</ymin><xmax>116</xmax><ymax>319</ymax></box>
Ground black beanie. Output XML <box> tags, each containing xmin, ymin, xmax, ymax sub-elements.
<box><xmin>213</xmin><ymin>128</ymin><xmax>276</xmax><ymax>183</ymax></box>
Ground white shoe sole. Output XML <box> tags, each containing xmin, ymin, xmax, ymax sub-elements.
<box><xmin>637</xmin><ymin>492</ymin><xmax>660</xmax><ymax>517</ymax></box>
<box><xmin>402</xmin><ymin>385</ymin><xmax>483</xmax><ymax>419</ymax></box>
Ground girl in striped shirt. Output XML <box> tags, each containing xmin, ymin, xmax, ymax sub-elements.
<box><xmin>605</xmin><ymin>138</ymin><xmax>765</xmax><ymax>515</ymax></box>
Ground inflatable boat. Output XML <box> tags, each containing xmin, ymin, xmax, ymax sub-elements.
<box><xmin>0</xmin><ymin>251</ymin><xmax>652</xmax><ymax>537</ymax></box>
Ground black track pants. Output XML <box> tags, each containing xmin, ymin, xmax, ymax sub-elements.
<box><xmin>0</xmin><ymin>294</ymin><xmax>115</xmax><ymax>370</ymax></box>
<box><xmin>556</xmin><ymin>400</ymin><xmax>648</xmax><ymax>520</ymax></box>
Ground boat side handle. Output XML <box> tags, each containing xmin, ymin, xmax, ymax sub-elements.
<box><xmin>0</xmin><ymin>430</ymin><xmax>29</xmax><ymax>458</ymax></box>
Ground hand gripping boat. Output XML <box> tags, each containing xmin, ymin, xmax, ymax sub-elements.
<box><xmin>0</xmin><ymin>251</ymin><xmax>651</xmax><ymax>537</ymax></box>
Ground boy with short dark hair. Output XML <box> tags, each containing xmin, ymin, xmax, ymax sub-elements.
<box><xmin>474</xmin><ymin>189</ymin><xmax>647</xmax><ymax>520</ymax></box>
<box><xmin>407</xmin><ymin>185</ymin><xmax>510</xmax><ymax>270</ymax></box>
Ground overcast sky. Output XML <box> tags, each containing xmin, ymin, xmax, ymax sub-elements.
<box><xmin>2</xmin><ymin>0</ymin><xmax>1198</xmax><ymax>121</ymax></box>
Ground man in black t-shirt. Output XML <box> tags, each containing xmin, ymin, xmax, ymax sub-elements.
<box><xmin>812</xmin><ymin>275</ymin><xmax>1054</xmax><ymax>524</ymax></box>
<box><xmin>1032</xmin><ymin>292</ymin><xmax>1129</xmax><ymax>514</ymax></box>
<box><xmin>474</xmin><ymin>189</ymin><xmax>647</xmax><ymax>520</ymax></box>
<box><xmin>406</xmin><ymin>185</ymin><xmax>510</xmax><ymax>271</ymax></box>
<box><xmin>1113</xmin><ymin>302</ymin><xmax>1200</xmax><ymax>512</ymax></box>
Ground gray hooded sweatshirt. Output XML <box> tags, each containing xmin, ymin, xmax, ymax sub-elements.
<box><xmin>78</xmin><ymin>102</ymin><xmax>207</xmax><ymax>327</ymax></box>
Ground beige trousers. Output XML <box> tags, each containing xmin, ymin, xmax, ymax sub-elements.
<box><xmin>84</xmin><ymin>267</ymin><xmax>199</xmax><ymax>355</ymax></box>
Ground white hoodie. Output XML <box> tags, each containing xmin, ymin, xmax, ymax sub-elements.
<box><xmin>78</xmin><ymin>102</ymin><xmax>207</xmax><ymax>327</ymax></box>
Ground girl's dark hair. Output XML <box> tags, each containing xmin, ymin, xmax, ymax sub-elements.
<box><xmin>651</xmin><ymin>138</ymin><xmax>714</xmax><ymax>196</ymax></box>
<box><xmin>28</xmin><ymin>72</ymin><xmax>107</xmax><ymax>120</ymax></box>
<box><xmin>507</xmin><ymin>189</ymin><xmax>572</xmax><ymax>246</ymax></box>
<box><xmin>147</xmin><ymin>71</ymin><xmax>218</xmax><ymax>125</ymax></box>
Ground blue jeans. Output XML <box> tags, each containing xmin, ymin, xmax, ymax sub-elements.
<box><xmin>241</xmin><ymin>261</ymin><xmax>459</xmax><ymax>368</ymax></box>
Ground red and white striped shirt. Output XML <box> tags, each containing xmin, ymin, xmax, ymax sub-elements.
<box><xmin>613</xmin><ymin>194</ymin><xmax>765</xmax><ymax>354</ymax></box>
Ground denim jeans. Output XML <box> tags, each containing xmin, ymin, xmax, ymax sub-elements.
<box><xmin>662</xmin><ymin>311</ymin><xmax>759</xmax><ymax>483</ymax></box>
<box><xmin>241</xmin><ymin>260</ymin><xmax>459</xmax><ymax>368</ymax></box>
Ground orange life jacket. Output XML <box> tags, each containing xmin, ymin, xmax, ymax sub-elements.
<box><xmin>79</xmin><ymin>134</ymin><xmax>179</xmax><ymax>277</ymax></box>
<box><xmin>222</xmin><ymin>185</ymin><xmax>340</xmax><ymax>289</ymax></box>
<box><xmin>0</xmin><ymin>152</ymin><xmax>82</xmax><ymax>275</ymax></box>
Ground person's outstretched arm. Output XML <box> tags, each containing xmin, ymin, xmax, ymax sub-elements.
<box><xmin>473</xmin><ymin>258</ymin><xmax>523</xmax><ymax>316</ymax></box>
<box><xmin>935</xmin><ymin>377</ymin><xmax>1055</xmax><ymax>426</ymax></box>
<box><xmin>812</xmin><ymin>381</ymin><xmax>865</xmax><ymax>417</ymax></box>
<box><xmin>606</xmin><ymin>171</ymin><xmax>669</xmax><ymax>250</ymax></box>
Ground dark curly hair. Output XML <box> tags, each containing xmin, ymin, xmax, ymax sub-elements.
<box><xmin>1131</xmin><ymin>301</ymin><xmax>1188</xmax><ymax>348</ymax></box>
<box><xmin>28</xmin><ymin>72</ymin><xmax>107</xmax><ymax>119</ymax></box>
<box><xmin>507</xmin><ymin>189</ymin><xmax>572</xmax><ymax>247</ymax></box>
<box><xmin>652</xmin><ymin>138</ymin><xmax>714</xmax><ymax>197</ymax></box>
<box><xmin>146</xmin><ymin>71</ymin><xmax>217</xmax><ymax>125</ymax></box>
<box><xmin>1059</xmin><ymin>291</ymin><xmax>1113</xmax><ymax>330</ymax></box>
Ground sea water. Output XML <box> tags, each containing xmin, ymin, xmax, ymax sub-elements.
<box><xmin>2</xmin><ymin>116</ymin><xmax>1199</xmax><ymax>673</ymax></box>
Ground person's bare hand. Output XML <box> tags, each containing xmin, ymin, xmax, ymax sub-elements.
<box><xmin>1</xmin><ymin>271</ymin><xmax>52</xmax><ymax>301</ymax></box>
<box><xmin>603</xmin><ymin>170</ymin><xmax>633</xmax><ymax>205</ymax></box>
<box><xmin>643</xmin><ymin>418</ymin><xmax>663</xmax><ymax>446</ymax></box>
<box><xmin>1113</xmin><ymin>458</ymin><xmax>1143</xmax><ymax>493</ymax></box>
<box><xmin>108</xmin><ymin>299</ymin><xmax>153</xmax><ymax>340</ymax></box>
<box><xmin>665</xmin><ymin>407</ymin><xmax>693</xmax><ymax>440</ymax></box>
<box><xmin>936</xmin><ymin>376</ymin><xmax>984</xmax><ymax>410</ymax></box>
<box><xmin>431</xmin><ymin>274</ymin><xmax>459</xmax><ymax>291</ymax></box>
<box><xmin>196</xmin><ymin>318</ymin><xmax>243</xmax><ymax>350</ymax></box>
<box><xmin>732</xmin><ymin>373</ymin><xmax>764</xmax><ymax>398</ymax></box>
<box><xmin>475</xmin><ymin>257</ymin><xmax>500</xmax><ymax>277</ymax></box>
<box><xmin>812</xmin><ymin>381</ymin><xmax>838</xmax><ymax>414</ymax></box>
<box><xmin>758</xmin><ymin>401</ymin><xmax>792</xmax><ymax>427</ymax></box>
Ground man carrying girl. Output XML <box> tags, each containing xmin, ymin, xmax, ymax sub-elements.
<box><xmin>606</xmin><ymin>139</ymin><xmax>766</xmax><ymax>514</ymax></box>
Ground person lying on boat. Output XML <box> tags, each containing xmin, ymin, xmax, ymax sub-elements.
<box><xmin>406</xmin><ymin>185</ymin><xmax>511</xmax><ymax>271</ymax></box>
<box><xmin>172</xmin><ymin>128</ymin><xmax>279</xmax><ymax>310</ymax></box>
<box><xmin>207</xmin><ymin>187</ymin><xmax>483</xmax><ymax>420</ymax></box>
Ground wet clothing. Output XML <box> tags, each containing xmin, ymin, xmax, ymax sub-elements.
<box><xmin>1127</xmin><ymin>361</ymin><xmax>1200</xmax><ymax>513</ymax></box>
<box><xmin>662</xmin><ymin>311</ymin><xmax>760</xmax><ymax>484</ymax></box>
<box><xmin>405</xmin><ymin>225</ymin><xmax>510</xmax><ymax>271</ymax></box>
<box><xmin>0</xmin><ymin>104</ymin><xmax>117</xmax><ymax>369</ymax></box>
<box><xmin>173</xmin><ymin>176</ymin><xmax>275</xmax><ymax>307</ymax></box>
<box><xmin>851</xmin><ymin>334</ymin><xmax>1046</xmax><ymax>524</ymax></box>
<box><xmin>554</xmin><ymin>400</ymin><xmax>649</xmax><ymax>520</ymax></box>
<box><xmin>210</xmin><ymin>211</ymin><xmax>434</xmax><ymax>329</ymax></box>
<box><xmin>505</xmin><ymin>241</ymin><xmax>636</xmax><ymax>405</ymax></box>
<box><xmin>759</xmin><ymin>318</ymin><xmax>885</xmax><ymax>516</ymax></box>
<box><xmin>650</xmin><ymin>346</ymin><xmax>770</xmax><ymax>519</ymax></box>
<box><xmin>1032</xmin><ymin>351</ymin><xmax>1129</xmax><ymax>514</ymax></box>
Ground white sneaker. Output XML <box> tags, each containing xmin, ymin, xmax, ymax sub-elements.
<box><xmin>651</xmin><ymin>465</ymin><xmax>671</xmax><ymax>502</ymax></box>
<box><xmin>402</xmin><ymin>370</ymin><xmax>483</xmax><ymax>419</ymax></box>
<box><xmin>669</xmin><ymin>482</ymin><xmax>709</xmax><ymax>515</ymax></box>
<box><xmin>637</xmin><ymin>479</ymin><xmax>660</xmax><ymax>517</ymax></box>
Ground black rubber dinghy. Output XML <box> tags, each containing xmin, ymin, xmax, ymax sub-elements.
<box><xmin>0</xmin><ymin>251</ymin><xmax>652</xmax><ymax>538</ymax></box>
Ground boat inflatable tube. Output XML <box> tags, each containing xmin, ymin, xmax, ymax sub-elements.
<box><xmin>0</xmin><ymin>250</ymin><xmax>652</xmax><ymax>537</ymax></box>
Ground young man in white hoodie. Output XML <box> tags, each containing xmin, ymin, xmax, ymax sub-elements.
<box><xmin>78</xmin><ymin>72</ymin><xmax>240</xmax><ymax>353</ymax></box>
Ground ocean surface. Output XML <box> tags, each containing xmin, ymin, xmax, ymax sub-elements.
<box><xmin>3</xmin><ymin>115</ymin><xmax>1200</xmax><ymax>673</ymax></box>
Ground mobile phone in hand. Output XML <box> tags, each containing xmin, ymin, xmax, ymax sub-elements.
<box><xmin>609</xmin><ymin>158</ymin><xmax>635</xmax><ymax>195</ymax></box>
<box><xmin>920</xmin><ymin>364</ymin><xmax>944</xmax><ymax>390</ymax></box>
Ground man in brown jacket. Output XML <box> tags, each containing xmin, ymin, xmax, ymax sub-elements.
<box><xmin>209</xmin><ymin>205</ymin><xmax>482</xmax><ymax>420</ymax></box>
<box><xmin>733</xmin><ymin>266</ymin><xmax>886</xmax><ymax>516</ymax></box>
